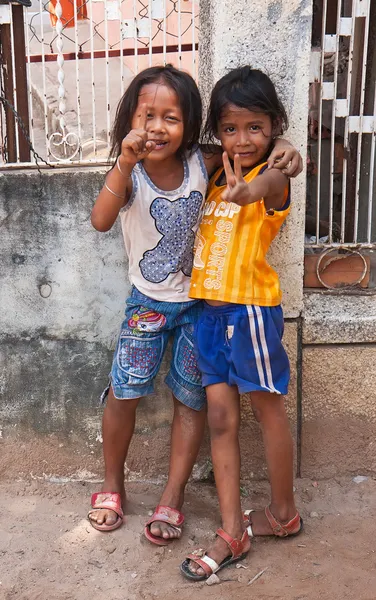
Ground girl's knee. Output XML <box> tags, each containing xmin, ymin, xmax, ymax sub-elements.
<box><xmin>250</xmin><ymin>393</ymin><xmax>286</xmax><ymax>423</ymax></box>
<box><xmin>208</xmin><ymin>404</ymin><xmax>238</xmax><ymax>437</ymax></box>
<box><xmin>106</xmin><ymin>388</ymin><xmax>139</xmax><ymax>414</ymax></box>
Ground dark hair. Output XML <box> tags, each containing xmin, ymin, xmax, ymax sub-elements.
<box><xmin>109</xmin><ymin>64</ymin><xmax>202</xmax><ymax>159</ymax></box>
<box><xmin>203</xmin><ymin>66</ymin><xmax>288</xmax><ymax>145</ymax></box>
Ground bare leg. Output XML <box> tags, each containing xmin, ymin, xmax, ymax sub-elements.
<box><xmin>149</xmin><ymin>396</ymin><xmax>206</xmax><ymax>541</ymax></box>
<box><xmin>247</xmin><ymin>391</ymin><xmax>297</xmax><ymax>534</ymax></box>
<box><xmin>89</xmin><ymin>387</ymin><xmax>140</xmax><ymax>527</ymax></box>
<box><xmin>188</xmin><ymin>383</ymin><xmax>246</xmax><ymax>575</ymax></box>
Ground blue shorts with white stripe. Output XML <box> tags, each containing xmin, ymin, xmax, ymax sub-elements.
<box><xmin>195</xmin><ymin>302</ymin><xmax>290</xmax><ymax>395</ymax></box>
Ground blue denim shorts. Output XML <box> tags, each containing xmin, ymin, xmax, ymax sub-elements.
<box><xmin>102</xmin><ymin>287</ymin><xmax>206</xmax><ymax>410</ymax></box>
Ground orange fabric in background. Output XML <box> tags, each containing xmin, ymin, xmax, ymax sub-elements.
<box><xmin>49</xmin><ymin>0</ymin><xmax>87</xmax><ymax>28</ymax></box>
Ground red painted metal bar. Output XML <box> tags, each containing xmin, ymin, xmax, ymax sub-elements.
<box><xmin>28</xmin><ymin>42</ymin><xmax>198</xmax><ymax>63</ymax></box>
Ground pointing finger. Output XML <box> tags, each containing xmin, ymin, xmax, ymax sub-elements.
<box><xmin>136</xmin><ymin>103</ymin><xmax>148</xmax><ymax>131</ymax></box>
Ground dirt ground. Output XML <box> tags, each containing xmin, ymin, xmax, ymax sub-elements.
<box><xmin>1</xmin><ymin>474</ymin><xmax>376</xmax><ymax>600</ymax></box>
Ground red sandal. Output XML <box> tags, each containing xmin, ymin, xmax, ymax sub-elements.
<box><xmin>244</xmin><ymin>505</ymin><xmax>303</xmax><ymax>538</ymax></box>
<box><xmin>180</xmin><ymin>528</ymin><xmax>251</xmax><ymax>581</ymax></box>
<box><xmin>144</xmin><ymin>505</ymin><xmax>185</xmax><ymax>546</ymax></box>
<box><xmin>88</xmin><ymin>492</ymin><xmax>124</xmax><ymax>532</ymax></box>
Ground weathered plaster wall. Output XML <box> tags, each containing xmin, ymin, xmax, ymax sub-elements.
<box><xmin>0</xmin><ymin>169</ymin><xmax>126</xmax><ymax>350</ymax></box>
<box><xmin>303</xmin><ymin>293</ymin><xmax>376</xmax><ymax>344</ymax></box>
<box><xmin>302</xmin><ymin>344</ymin><xmax>376</xmax><ymax>478</ymax></box>
<box><xmin>199</xmin><ymin>0</ymin><xmax>312</xmax><ymax>318</ymax></box>
<box><xmin>0</xmin><ymin>169</ymin><xmax>125</xmax><ymax>440</ymax></box>
<box><xmin>301</xmin><ymin>292</ymin><xmax>376</xmax><ymax>478</ymax></box>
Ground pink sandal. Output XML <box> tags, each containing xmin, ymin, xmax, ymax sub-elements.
<box><xmin>88</xmin><ymin>492</ymin><xmax>124</xmax><ymax>532</ymax></box>
<box><xmin>244</xmin><ymin>505</ymin><xmax>303</xmax><ymax>538</ymax></box>
<box><xmin>144</xmin><ymin>505</ymin><xmax>185</xmax><ymax>546</ymax></box>
<box><xmin>180</xmin><ymin>528</ymin><xmax>251</xmax><ymax>581</ymax></box>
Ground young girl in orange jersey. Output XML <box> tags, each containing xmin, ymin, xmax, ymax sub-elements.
<box><xmin>181</xmin><ymin>66</ymin><xmax>302</xmax><ymax>580</ymax></box>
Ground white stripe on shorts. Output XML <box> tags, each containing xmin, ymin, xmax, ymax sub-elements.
<box><xmin>246</xmin><ymin>305</ymin><xmax>269</xmax><ymax>391</ymax></box>
<box><xmin>254</xmin><ymin>305</ymin><xmax>281</xmax><ymax>395</ymax></box>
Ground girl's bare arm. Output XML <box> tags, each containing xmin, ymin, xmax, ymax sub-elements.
<box><xmin>91</xmin><ymin>104</ymin><xmax>155</xmax><ymax>232</ymax></box>
<box><xmin>91</xmin><ymin>159</ymin><xmax>133</xmax><ymax>232</ymax></box>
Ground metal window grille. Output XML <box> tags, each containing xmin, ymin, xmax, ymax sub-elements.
<box><xmin>0</xmin><ymin>0</ymin><xmax>199</xmax><ymax>167</ymax></box>
<box><xmin>307</xmin><ymin>0</ymin><xmax>376</xmax><ymax>248</ymax></box>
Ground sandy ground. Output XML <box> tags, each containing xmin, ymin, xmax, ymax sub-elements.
<box><xmin>0</xmin><ymin>475</ymin><xmax>376</xmax><ymax>600</ymax></box>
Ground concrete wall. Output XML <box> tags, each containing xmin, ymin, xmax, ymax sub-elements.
<box><xmin>0</xmin><ymin>169</ymin><xmax>126</xmax><ymax>476</ymax></box>
<box><xmin>301</xmin><ymin>293</ymin><xmax>376</xmax><ymax>477</ymax></box>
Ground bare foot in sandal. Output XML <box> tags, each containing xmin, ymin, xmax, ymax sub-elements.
<box><xmin>181</xmin><ymin>528</ymin><xmax>250</xmax><ymax>581</ymax></box>
<box><xmin>88</xmin><ymin>482</ymin><xmax>126</xmax><ymax>531</ymax></box>
<box><xmin>186</xmin><ymin>534</ymin><xmax>235</xmax><ymax>576</ymax></box>
<box><xmin>244</xmin><ymin>505</ymin><xmax>302</xmax><ymax>537</ymax></box>
<box><xmin>149</xmin><ymin>519</ymin><xmax>183</xmax><ymax>541</ymax></box>
<box><xmin>145</xmin><ymin>488</ymin><xmax>185</xmax><ymax>544</ymax></box>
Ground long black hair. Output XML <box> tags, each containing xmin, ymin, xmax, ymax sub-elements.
<box><xmin>203</xmin><ymin>66</ymin><xmax>288</xmax><ymax>145</ymax></box>
<box><xmin>110</xmin><ymin>65</ymin><xmax>202</xmax><ymax>159</ymax></box>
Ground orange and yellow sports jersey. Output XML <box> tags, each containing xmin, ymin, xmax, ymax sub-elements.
<box><xmin>189</xmin><ymin>162</ymin><xmax>290</xmax><ymax>306</ymax></box>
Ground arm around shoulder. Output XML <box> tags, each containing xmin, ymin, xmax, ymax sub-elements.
<box><xmin>200</xmin><ymin>144</ymin><xmax>222</xmax><ymax>178</ymax></box>
<box><xmin>268</xmin><ymin>138</ymin><xmax>303</xmax><ymax>178</ymax></box>
<box><xmin>257</xmin><ymin>168</ymin><xmax>289</xmax><ymax>210</ymax></box>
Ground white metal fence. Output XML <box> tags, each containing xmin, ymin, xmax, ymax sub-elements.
<box><xmin>307</xmin><ymin>0</ymin><xmax>376</xmax><ymax>247</ymax></box>
<box><xmin>0</xmin><ymin>0</ymin><xmax>199</xmax><ymax>167</ymax></box>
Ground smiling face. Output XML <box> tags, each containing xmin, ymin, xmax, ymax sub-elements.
<box><xmin>217</xmin><ymin>104</ymin><xmax>274</xmax><ymax>172</ymax></box>
<box><xmin>131</xmin><ymin>82</ymin><xmax>184</xmax><ymax>161</ymax></box>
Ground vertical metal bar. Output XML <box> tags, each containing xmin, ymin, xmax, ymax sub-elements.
<box><xmin>12</xmin><ymin>4</ymin><xmax>31</xmax><ymax>162</ymax></box>
<box><xmin>0</xmin><ymin>61</ymin><xmax>4</xmax><ymax>163</ymax></box>
<box><xmin>353</xmin><ymin>1</ymin><xmax>371</xmax><ymax>242</ymax></box>
<box><xmin>39</xmin><ymin>0</ymin><xmax>50</xmax><ymax>158</ymax></box>
<box><xmin>328</xmin><ymin>0</ymin><xmax>342</xmax><ymax>243</ymax></box>
<box><xmin>315</xmin><ymin>0</ymin><xmax>328</xmax><ymax>243</ymax></box>
<box><xmin>177</xmin><ymin>0</ymin><xmax>182</xmax><ymax>69</ymax></box>
<box><xmin>73</xmin><ymin>0</ymin><xmax>82</xmax><ymax>160</ymax></box>
<box><xmin>148</xmin><ymin>0</ymin><xmax>152</xmax><ymax>66</ymax></box>
<box><xmin>366</xmin><ymin>82</ymin><xmax>376</xmax><ymax>243</ymax></box>
<box><xmin>104</xmin><ymin>0</ymin><xmax>111</xmax><ymax>145</ymax></box>
<box><xmin>341</xmin><ymin>6</ymin><xmax>356</xmax><ymax>243</ymax></box>
<box><xmin>8</xmin><ymin>4</ymin><xmax>20</xmax><ymax>161</ymax></box>
<box><xmin>134</xmin><ymin>0</ymin><xmax>138</xmax><ymax>74</ymax></box>
<box><xmin>0</xmin><ymin>23</ymin><xmax>17</xmax><ymax>162</ymax></box>
<box><xmin>191</xmin><ymin>0</ymin><xmax>196</xmax><ymax>78</ymax></box>
<box><xmin>0</xmin><ymin>101</ymin><xmax>4</xmax><ymax>164</ymax></box>
<box><xmin>89</xmin><ymin>0</ymin><xmax>97</xmax><ymax>156</ymax></box>
<box><xmin>163</xmin><ymin>0</ymin><xmax>167</xmax><ymax>65</ymax></box>
<box><xmin>24</xmin><ymin>4</ymin><xmax>35</xmax><ymax>160</ymax></box>
<box><xmin>119</xmin><ymin>0</ymin><xmax>124</xmax><ymax>96</ymax></box>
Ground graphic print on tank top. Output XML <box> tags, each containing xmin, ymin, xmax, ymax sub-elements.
<box><xmin>139</xmin><ymin>191</ymin><xmax>203</xmax><ymax>283</ymax></box>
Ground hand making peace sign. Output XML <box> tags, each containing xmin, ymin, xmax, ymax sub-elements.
<box><xmin>221</xmin><ymin>152</ymin><xmax>254</xmax><ymax>206</ymax></box>
<box><xmin>120</xmin><ymin>104</ymin><xmax>156</xmax><ymax>167</ymax></box>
